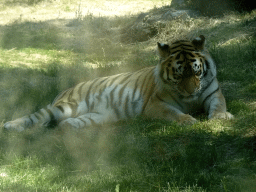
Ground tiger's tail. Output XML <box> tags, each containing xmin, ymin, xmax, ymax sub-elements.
<box><xmin>4</xmin><ymin>104</ymin><xmax>63</xmax><ymax>131</ymax></box>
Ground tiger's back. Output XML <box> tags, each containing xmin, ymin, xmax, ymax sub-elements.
<box><xmin>4</xmin><ymin>35</ymin><xmax>233</xmax><ymax>131</ymax></box>
<box><xmin>53</xmin><ymin>67</ymin><xmax>156</xmax><ymax>125</ymax></box>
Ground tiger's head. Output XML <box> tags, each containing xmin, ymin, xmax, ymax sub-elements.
<box><xmin>156</xmin><ymin>35</ymin><xmax>208</xmax><ymax>96</ymax></box>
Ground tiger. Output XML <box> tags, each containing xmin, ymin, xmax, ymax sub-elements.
<box><xmin>4</xmin><ymin>35</ymin><xmax>234</xmax><ymax>132</ymax></box>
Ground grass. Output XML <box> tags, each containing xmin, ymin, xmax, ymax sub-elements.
<box><xmin>1</xmin><ymin>0</ymin><xmax>256</xmax><ymax>191</ymax></box>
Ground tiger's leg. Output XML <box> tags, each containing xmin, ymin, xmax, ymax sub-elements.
<box><xmin>4</xmin><ymin>104</ymin><xmax>64</xmax><ymax>132</ymax></box>
<box><xmin>144</xmin><ymin>100</ymin><xmax>197</xmax><ymax>124</ymax></box>
<box><xmin>58</xmin><ymin>113</ymin><xmax>109</xmax><ymax>129</ymax></box>
<box><xmin>204</xmin><ymin>89</ymin><xmax>234</xmax><ymax>120</ymax></box>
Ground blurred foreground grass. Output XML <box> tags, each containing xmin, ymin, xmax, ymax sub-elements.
<box><xmin>0</xmin><ymin>1</ymin><xmax>256</xmax><ymax>191</ymax></box>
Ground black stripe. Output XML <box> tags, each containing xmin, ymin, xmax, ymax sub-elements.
<box><xmin>202</xmin><ymin>87</ymin><xmax>220</xmax><ymax>108</ymax></box>
<box><xmin>88</xmin><ymin>117</ymin><xmax>97</xmax><ymax>126</ymax></box>
<box><xmin>156</xmin><ymin>93</ymin><xmax>184</xmax><ymax>110</ymax></box>
<box><xmin>183</xmin><ymin>45</ymin><xmax>194</xmax><ymax>48</ymax></box>
<box><xmin>132</xmin><ymin>77</ymin><xmax>139</xmax><ymax>101</ymax></box>
<box><xmin>203</xmin><ymin>68</ymin><xmax>208</xmax><ymax>77</ymax></box>
<box><xmin>78</xmin><ymin>117</ymin><xmax>87</xmax><ymax>126</ymax></box>
<box><xmin>119</xmin><ymin>73</ymin><xmax>132</xmax><ymax>84</ymax></box>
<box><xmin>140</xmin><ymin>69</ymin><xmax>153</xmax><ymax>96</ymax></box>
<box><xmin>184</xmin><ymin>48</ymin><xmax>196</xmax><ymax>52</ymax></box>
<box><xmin>166</xmin><ymin>67</ymin><xmax>171</xmax><ymax>80</ymax></box>
<box><xmin>96</xmin><ymin>94</ymin><xmax>102</xmax><ymax>102</ymax></box>
<box><xmin>202</xmin><ymin>59</ymin><xmax>210</xmax><ymax>78</ymax></box>
<box><xmin>171</xmin><ymin>44</ymin><xmax>194</xmax><ymax>50</ymax></box>
<box><xmin>118</xmin><ymin>82</ymin><xmax>129</xmax><ymax>106</ymax></box>
<box><xmin>141</xmin><ymin>69</ymin><xmax>155</xmax><ymax>114</ymax></box>
<box><xmin>175</xmin><ymin>53</ymin><xmax>181</xmax><ymax>60</ymax></box>
<box><xmin>160</xmin><ymin>68</ymin><xmax>170</xmax><ymax>85</ymax></box>
<box><xmin>131</xmin><ymin>69</ymin><xmax>147</xmax><ymax>101</ymax></box>
<box><xmin>172</xmin><ymin>40</ymin><xmax>189</xmax><ymax>44</ymax></box>
<box><xmin>56</xmin><ymin>105</ymin><xmax>64</xmax><ymax>113</ymax></box>
<box><xmin>28</xmin><ymin>116</ymin><xmax>34</xmax><ymax>124</ymax></box>
<box><xmin>106</xmin><ymin>95</ymin><xmax>110</xmax><ymax>108</ymax></box>
<box><xmin>113</xmin><ymin>105</ymin><xmax>121</xmax><ymax>119</ymax></box>
<box><xmin>89</xmin><ymin>101</ymin><xmax>95</xmax><ymax>112</ymax></box>
<box><xmin>68</xmin><ymin>87</ymin><xmax>75</xmax><ymax>102</ymax></box>
<box><xmin>67</xmin><ymin>87</ymin><xmax>79</xmax><ymax>116</ymax></box>
<box><xmin>89</xmin><ymin>77</ymin><xmax>111</xmax><ymax>107</ymax></box>
<box><xmin>52</xmin><ymin>89</ymin><xmax>69</xmax><ymax>105</ymax></box>
<box><xmin>38</xmin><ymin>109</ymin><xmax>46</xmax><ymax>117</ymax></box>
<box><xmin>24</xmin><ymin>118</ymin><xmax>31</xmax><ymax>127</ymax></box>
<box><xmin>205</xmin><ymin>60</ymin><xmax>210</xmax><ymax>69</ymax></box>
<box><xmin>66</xmin><ymin>102</ymin><xmax>78</xmax><ymax>117</ymax></box>
<box><xmin>97</xmin><ymin>77</ymin><xmax>110</xmax><ymax>101</ymax></box>
<box><xmin>97</xmin><ymin>77</ymin><xmax>109</xmax><ymax>88</ymax></box>
<box><xmin>124</xmin><ymin>95</ymin><xmax>131</xmax><ymax>119</ymax></box>
<box><xmin>131</xmin><ymin>76</ymin><xmax>143</xmax><ymax>115</ymax></box>
<box><xmin>131</xmin><ymin>100</ymin><xmax>139</xmax><ymax>116</ymax></box>
<box><xmin>171</xmin><ymin>50</ymin><xmax>181</xmax><ymax>55</ymax></box>
<box><xmin>109</xmin><ymin>74</ymin><xmax>122</xmax><ymax>85</ymax></box>
<box><xmin>34</xmin><ymin>112</ymin><xmax>42</xmax><ymax>120</ymax></box>
<box><xmin>171</xmin><ymin>45</ymin><xmax>183</xmax><ymax>50</ymax></box>
<box><xmin>110</xmin><ymin>85</ymin><xmax>119</xmax><ymax>108</ymax></box>
<box><xmin>85</xmin><ymin>78</ymin><xmax>101</xmax><ymax>109</ymax></box>
<box><xmin>156</xmin><ymin>94</ymin><xmax>165</xmax><ymax>103</ymax></box>
<box><xmin>186</xmin><ymin>52</ymin><xmax>195</xmax><ymax>58</ymax></box>
<box><xmin>46</xmin><ymin>109</ymin><xmax>55</xmax><ymax>120</ymax></box>
<box><xmin>143</xmin><ymin>69</ymin><xmax>155</xmax><ymax>96</ymax></box>
<box><xmin>78</xmin><ymin>82</ymin><xmax>86</xmax><ymax>100</ymax></box>
<box><xmin>199</xmin><ymin>77</ymin><xmax>215</xmax><ymax>96</ymax></box>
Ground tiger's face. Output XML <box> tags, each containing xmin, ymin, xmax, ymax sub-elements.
<box><xmin>157</xmin><ymin>36</ymin><xmax>206</xmax><ymax>96</ymax></box>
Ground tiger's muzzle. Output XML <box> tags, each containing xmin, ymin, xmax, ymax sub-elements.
<box><xmin>179</xmin><ymin>76</ymin><xmax>200</xmax><ymax>95</ymax></box>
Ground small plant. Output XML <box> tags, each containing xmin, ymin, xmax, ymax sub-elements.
<box><xmin>75</xmin><ymin>0</ymin><xmax>83</xmax><ymax>20</ymax></box>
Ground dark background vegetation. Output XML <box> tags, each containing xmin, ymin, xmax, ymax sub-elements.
<box><xmin>187</xmin><ymin>0</ymin><xmax>256</xmax><ymax>16</ymax></box>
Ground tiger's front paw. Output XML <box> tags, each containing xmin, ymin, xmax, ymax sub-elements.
<box><xmin>177</xmin><ymin>114</ymin><xmax>197</xmax><ymax>125</ymax></box>
<box><xmin>58</xmin><ymin>118</ymin><xmax>84</xmax><ymax>129</ymax></box>
<box><xmin>209</xmin><ymin>112</ymin><xmax>234</xmax><ymax>120</ymax></box>
<box><xmin>58</xmin><ymin>119</ymin><xmax>75</xmax><ymax>129</ymax></box>
<box><xmin>4</xmin><ymin>121</ymin><xmax>25</xmax><ymax>132</ymax></box>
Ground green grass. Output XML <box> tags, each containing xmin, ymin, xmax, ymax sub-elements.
<box><xmin>1</xmin><ymin>1</ymin><xmax>256</xmax><ymax>191</ymax></box>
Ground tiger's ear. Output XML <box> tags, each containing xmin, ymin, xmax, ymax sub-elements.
<box><xmin>192</xmin><ymin>35</ymin><xmax>206</xmax><ymax>50</ymax></box>
<box><xmin>157</xmin><ymin>42</ymin><xmax>170</xmax><ymax>60</ymax></box>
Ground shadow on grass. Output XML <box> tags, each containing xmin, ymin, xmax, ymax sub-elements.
<box><xmin>0</xmin><ymin>117</ymin><xmax>256</xmax><ymax>191</ymax></box>
<box><xmin>4</xmin><ymin>0</ymin><xmax>46</xmax><ymax>6</ymax></box>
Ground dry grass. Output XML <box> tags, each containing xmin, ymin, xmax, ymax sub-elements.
<box><xmin>0</xmin><ymin>0</ymin><xmax>171</xmax><ymax>25</ymax></box>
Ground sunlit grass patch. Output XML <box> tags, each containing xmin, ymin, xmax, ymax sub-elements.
<box><xmin>0</xmin><ymin>48</ymin><xmax>77</xmax><ymax>69</ymax></box>
<box><xmin>0</xmin><ymin>156</ymin><xmax>63</xmax><ymax>191</ymax></box>
<box><xmin>0</xmin><ymin>0</ymin><xmax>171</xmax><ymax>26</ymax></box>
